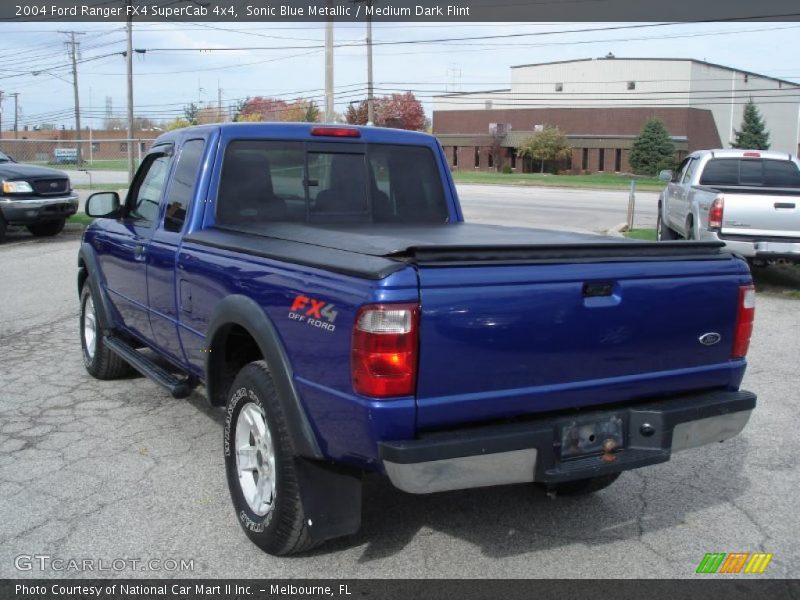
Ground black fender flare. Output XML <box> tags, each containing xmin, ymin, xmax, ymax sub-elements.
<box><xmin>77</xmin><ymin>242</ymin><xmax>117</xmax><ymax>334</ymax></box>
<box><xmin>205</xmin><ymin>295</ymin><xmax>323</xmax><ymax>460</ymax></box>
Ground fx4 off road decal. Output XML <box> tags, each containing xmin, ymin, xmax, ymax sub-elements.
<box><xmin>289</xmin><ymin>295</ymin><xmax>339</xmax><ymax>332</ymax></box>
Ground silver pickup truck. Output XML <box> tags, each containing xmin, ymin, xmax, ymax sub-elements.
<box><xmin>658</xmin><ymin>149</ymin><xmax>800</xmax><ymax>265</ymax></box>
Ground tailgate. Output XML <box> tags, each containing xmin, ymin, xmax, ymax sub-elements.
<box><xmin>719</xmin><ymin>190</ymin><xmax>800</xmax><ymax>238</ymax></box>
<box><xmin>415</xmin><ymin>258</ymin><xmax>749</xmax><ymax>429</ymax></box>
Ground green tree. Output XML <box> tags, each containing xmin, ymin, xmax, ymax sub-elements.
<box><xmin>629</xmin><ymin>118</ymin><xmax>676</xmax><ymax>176</ymax></box>
<box><xmin>183</xmin><ymin>102</ymin><xmax>200</xmax><ymax>126</ymax></box>
<box><xmin>303</xmin><ymin>100</ymin><xmax>320</xmax><ymax>123</ymax></box>
<box><xmin>232</xmin><ymin>97</ymin><xmax>250</xmax><ymax>122</ymax></box>
<box><xmin>164</xmin><ymin>118</ymin><xmax>191</xmax><ymax>131</ymax></box>
<box><xmin>516</xmin><ymin>126</ymin><xmax>571</xmax><ymax>173</ymax></box>
<box><xmin>732</xmin><ymin>100</ymin><xmax>770</xmax><ymax>150</ymax></box>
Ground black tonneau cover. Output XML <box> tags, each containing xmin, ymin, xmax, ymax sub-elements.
<box><xmin>184</xmin><ymin>222</ymin><xmax>728</xmax><ymax>280</ymax></box>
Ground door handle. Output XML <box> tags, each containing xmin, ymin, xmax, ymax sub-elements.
<box><xmin>134</xmin><ymin>244</ymin><xmax>146</xmax><ymax>261</ymax></box>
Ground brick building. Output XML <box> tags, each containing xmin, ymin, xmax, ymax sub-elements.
<box><xmin>433</xmin><ymin>57</ymin><xmax>800</xmax><ymax>174</ymax></box>
<box><xmin>0</xmin><ymin>128</ymin><xmax>161</xmax><ymax>165</ymax></box>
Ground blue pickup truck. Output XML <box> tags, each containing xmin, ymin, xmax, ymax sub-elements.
<box><xmin>78</xmin><ymin>123</ymin><xmax>757</xmax><ymax>555</ymax></box>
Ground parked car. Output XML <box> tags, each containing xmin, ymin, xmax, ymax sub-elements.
<box><xmin>658</xmin><ymin>149</ymin><xmax>800</xmax><ymax>265</ymax></box>
<box><xmin>0</xmin><ymin>150</ymin><xmax>78</xmax><ymax>242</ymax></box>
<box><xmin>78</xmin><ymin>123</ymin><xmax>757</xmax><ymax>555</ymax></box>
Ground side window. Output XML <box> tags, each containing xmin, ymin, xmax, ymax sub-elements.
<box><xmin>163</xmin><ymin>139</ymin><xmax>205</xmax><ymax>233</ymax></box>
<box><xmin>128</xmin><ymin>154</ymin><xmax>171</xmax><ymax>225</ymax></box>
<box><xmin>673</xmin><ymin>158</ymin><xmax>689</xmax><ymax>182</ymax></box>
<box><xmin>681</xmin><ymin>158</ymin><xmax>696</xmax><ymax>184</ymax></box>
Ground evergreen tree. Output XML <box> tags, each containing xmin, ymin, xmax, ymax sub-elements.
<box><xmin>629</xmin><ymin>118</ymin><xmax>676</xmax><ymax>176</ymax></box>
<box><xmin>732</xmin><ymin>100</ymin><xmax>770</xmax><ymax>150</ymax></box>
<box><xmin>183</xmin><ymin>102</ymin><xmax>200</xmax><ymax>126</ymax></box>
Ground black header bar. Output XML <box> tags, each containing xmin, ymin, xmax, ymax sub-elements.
<box><xmin>3</xmin><ymin>0</ymin><xmax>800</xmax><ymax>23</ymax></box>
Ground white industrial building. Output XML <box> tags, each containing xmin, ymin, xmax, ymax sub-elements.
<box><xmin>434</xmin><ymin>57</ymin><xmax>800</xmax><ymax>173</ymax></box>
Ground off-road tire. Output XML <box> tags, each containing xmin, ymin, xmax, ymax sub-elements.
<box><xmin>548</xmin><ymin>472</ymin><xmax>621</xmax><ymax>497</ymax></box>
<box><xmin>684</xmin><ymin>216</ymin><xmax>696</xmax><ymax>240</ymax></box>
<box><xmin>80</xmin><ymin>282</ymin><xmax>130</xmax><ymax>380</ymax></box>
<box><xmin>27</xmin><ymin>218</ymin><xmax>66</xmax><ymax>237</ymax></box>
<box><xmin>224</xmin><ymin>361</ymin><xmax>317</xmax><ymax>556</ymax></box>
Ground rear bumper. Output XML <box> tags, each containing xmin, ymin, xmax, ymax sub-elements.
<box><xmin>0</xmin><ymin>194</ymin><xmax>78</xmax><ymax>224</ymax></box>
<box><xmin>701</xmin><ymin>229</ymin><xmax>800</xmax><ymax>262</ymax></box>
<box><xmin>379</xmin><ymin>389</ymin><xmax>755</xmax><ymax>494</ymax></box>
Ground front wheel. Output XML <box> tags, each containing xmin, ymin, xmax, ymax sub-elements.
<box><xmin>27</xmin><ymin>218</ymin><xmax>65</xmax><ymax>237</ymax></box>
<box><xmin>224</xmin><ymin>361</ymin><xmax>317</xmax><ymax>556</ymax></box>
<box><xmin>547</xmin><ymin>472</ymin><xmax>621</xmax><ymax>497</ymax></box>
<box><xmin>80</xmin><ymin>283</ymin><xmax>130</xmax><ymax>380</ymax></box>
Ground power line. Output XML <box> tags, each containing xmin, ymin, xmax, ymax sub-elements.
<box><xmin>136</xmin><ymin>15</ymin><xmax>800</xmax><ymax>53</ymax></box>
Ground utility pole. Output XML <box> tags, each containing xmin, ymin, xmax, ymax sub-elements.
<box><xmin>0</xmin><ymin>91</ymin><xmax>4</xmax><ymax>135</ymax></box>
<box><xmin>366</xmin><ymin>1</ymin><xmax>374</xmax><ymax>125</ymax></box>
<box><xmin>60</xmin><ymin>30</ymin><xmax>85</xmax><ymax>163</ymax></box>
<box><xmin>11</xmin><ymin>93</ymin><xmax>19</xmax><ymax>139</ymax></box>
<box><xmin>352</xmin><ymin>0</ymin><xmax>375</xmax><ymax>125</ymax></box>
<box><xmin>217</xmin><ymin>84</ymin><xmax>223</xmax><ymax>122</ymax></box>
<box><xmin>324</xmin><ymin>2</ymin><xmax>334</xmax><ymax>123</ymax></box>
<box><xmin>126</xmin><ymin>1</ymin><xmax>135</xmax><ymax>182</ymax></box>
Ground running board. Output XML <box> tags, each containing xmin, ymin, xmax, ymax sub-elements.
<box><xmin>104</xmin><ymin>335</ymin><xmax>197</xmax><ymax>399</ymax></box>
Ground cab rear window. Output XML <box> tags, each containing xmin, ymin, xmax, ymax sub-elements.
<box><xmin>700</xmin><ymin>158</ymin><xmax>800</xmax><ymax>187</ymax></box>
<box><xmin>216</xmin><ymin>140</ymin><xmax>448</xmax><ymax>226</ymax></box>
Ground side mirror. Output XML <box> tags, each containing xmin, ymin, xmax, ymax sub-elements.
<box><xmin>658</xmin><ymin>170</ymin><xmax>673</xmax><ymax>182</ymax></box>
<box><xmin>85</xmin><ymin>191</ymin><xmax>121</xmax><ymax>218</ymax></box>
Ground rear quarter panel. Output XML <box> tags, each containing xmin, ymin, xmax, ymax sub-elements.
<box><xmin>176</xmin><ymin>244</ymin><xmax>420</xmax><ymax>470</ymax></box>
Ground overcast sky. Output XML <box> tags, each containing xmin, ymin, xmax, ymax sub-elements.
<box><xmin>1</xmin><ymin>20</ymin><xmax>799</xmax><ymax>129</ymax></box>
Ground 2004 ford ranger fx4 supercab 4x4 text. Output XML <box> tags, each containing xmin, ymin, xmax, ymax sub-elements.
<box><xmin>77</xmin><ymin>123</ymin><xmax>757</xmax><ymax>556</ymax></box>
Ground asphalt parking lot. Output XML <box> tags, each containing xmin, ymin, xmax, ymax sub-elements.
<box><xmin>0</xmin><ymin>210</ymin><xmax>798</xmax><ymax>578</ymax></box>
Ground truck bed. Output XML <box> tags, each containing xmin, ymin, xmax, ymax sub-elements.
<box><xmin>185</xmin><ymin>222</ymin><xmax>729</xmax><ymax>279</ymax></box>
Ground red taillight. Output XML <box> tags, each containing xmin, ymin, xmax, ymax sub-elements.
<box><xmin>743</xmin><ymin>151</ymin><xmax>761</xmax><ymax>158</ymax></box>
<box><xmin>709</xmin><ymin>195</ymin><xmax>724</xmax><ymax>229</ymax></box>
<box><xmin>310</xmin><ymin>126</ymin><xmax>361</xmax><ymax>138</ymax></box>
<box><xmin>732</xmin><ymin>285</ymin><xmax>755</xmax><ymax>359</ymax></box>
<box><xmin>352</xmin><ymin>303</ymin><xmax>419</xmax><ymax>398</ymax></box>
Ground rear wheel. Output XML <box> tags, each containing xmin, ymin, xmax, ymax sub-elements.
<box><xmin>27</xmin><ymin>218</ymin><xmax>65</xmax><ymax>237</ymax></box>
<box><xmin>548</xmin><ymin>472</ymin><xmax>621</xmax><ymax>497</ymax></box>
<box><xmin>80</xmin><ymin>283</ymin><xmax>130</xmax><ymax>380</ymax></box>
<box><xmin>656</xmin><ymin>209</ymin><xmax>678</xmax><ymax>241</ymax></box>
<box><xmin>684</xmin><ymin>216</ymin><xmax>695</xmax><ymax>240</ymax></box>
<box><xmin>224</xmin><ymin>361</ymin><xmax>317</xmax><ymax>556</ymax></box>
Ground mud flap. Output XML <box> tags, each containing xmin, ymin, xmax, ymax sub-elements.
<box><xmin>294</xmin><ymin>458</ymin><xmax>362</xmax><ymax>543</ymax></box>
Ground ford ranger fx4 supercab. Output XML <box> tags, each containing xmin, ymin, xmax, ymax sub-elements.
<box><xmin>77</xmin><ymin>123</ymin><xmax>757</xmax><ymax>556</ymax></box>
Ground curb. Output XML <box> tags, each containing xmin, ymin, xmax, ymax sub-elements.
<box><xmin>606</xmin><ymin>222</ymin><xmax>629</xmax><ymax>237</ymax></box>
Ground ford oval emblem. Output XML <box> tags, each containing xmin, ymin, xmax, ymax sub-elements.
<box><xmin>699</xmin><ymin>332</ymin><xmax>722</xmax><ymax>346</ymax></box>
